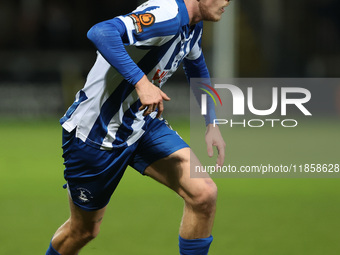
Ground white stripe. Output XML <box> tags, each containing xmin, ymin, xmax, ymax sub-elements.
<box><xmin>126</xmin><ymin>111</ymin><xmax>157</xmax><ymax>146</ymax></box>
<box><xmin>134</xmin><ymin>35</ymin><xmax>175</xmax><ymax>47</ymax></box>
<box><xmin>134</xmin><ymin>0</ymin><xmax>178</xmax><ymax>23</ymax></box>
<box><xmin>101</xmin><ymin>91</ymin><xmax>140</xmax><ymax>148</ymax></box>
<box><xmin>185</xmin><ymin>30</ymin><xmax>203</xmax><ymax>61</ymax></box>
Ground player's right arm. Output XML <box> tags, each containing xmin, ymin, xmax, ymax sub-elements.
<box><xmin>87</xmin><ymin>18</ymin><xmax>169</xmax><ymax>117</ymax></box>
<box><xmin>87</xmin><ymin>18</ymin><xmax>143</xmax><ymax>85</ymax></box>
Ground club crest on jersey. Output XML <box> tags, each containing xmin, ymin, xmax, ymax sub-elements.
<box><xmin>129</xmin><ymin>13</ymin><xmax>155</xmax><ymax>34</ymax></box>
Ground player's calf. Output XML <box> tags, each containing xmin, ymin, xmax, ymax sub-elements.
<box><xmin>46</xmin><ymin>200</ymin><xmax>106</xmax><ymax>255</ymax></box>
<box><xmin>178</xmin><ymin>181</ymin><xmax>217</xmax><ymax>255</ymax></box>
<box><xmin>179</xmin><ymin>178</ymin><xmax>217</xmax><ymax>242</ymax></box>
<box><xmin>46</xmin><ymin>220</ymin><xmax>101</xmax><ymax>255</ymax></box>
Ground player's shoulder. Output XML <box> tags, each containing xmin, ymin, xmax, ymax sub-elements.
<box><xmin>135</xmin><ymin>0</ymin><xmax>179</xmax><ymax>18</ymax></box>
<box><xmin>117</xmin><ymin>0</ymin><xmax>188</xmax><ymax>44</ymax></box>
<box><xmin>136</xmin><ymin>0</ymin><xmax>178</xmax><ymax>10</ymax></box>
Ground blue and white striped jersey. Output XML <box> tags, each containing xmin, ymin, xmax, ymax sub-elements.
<box><xmin>60</xmin><ymin>0</ymin><xmax>207</xmax><ymax>150</ymax></box>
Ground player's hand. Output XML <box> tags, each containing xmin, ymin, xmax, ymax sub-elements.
<box><xmin>205</xmin><ymin>124</ymin><xmax>226</xmax><ymax>167</ymax></box>
<box><xmin>135</xmin><ymin>75</ymin><xmax>170</xmax><ymax>118</ymax></box>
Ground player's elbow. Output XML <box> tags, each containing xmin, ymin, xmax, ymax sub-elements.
<box><xmin>87</xmin><ymin>23</ymin><xmax>104</xmax><ymax>44</ymax></box>
<box><xmin>87</xmin><ymin>21</ymin><xmax>122</xmax><ymax>48</ymax></box>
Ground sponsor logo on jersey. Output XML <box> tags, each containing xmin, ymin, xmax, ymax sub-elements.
<box><xmin>129</xmin><ymin>13</ymin><xmax>155</xmax><ymax>34</ymax></box>
<box><xmin>152</xmin><ymin>69</ymin><xmax>168</xmax><ymax>84</ymax></box>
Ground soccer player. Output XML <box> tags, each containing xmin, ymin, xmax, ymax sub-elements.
<box><xmin>46</xmin><ymin>0</ymin><xmax>229</xmax><ymax>254</ymax></box>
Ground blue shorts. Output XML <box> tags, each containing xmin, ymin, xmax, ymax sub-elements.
<box><xmin>62</xmin><ymin>118</ymin><xmax>189</xmax><ymax>211</ymax></box>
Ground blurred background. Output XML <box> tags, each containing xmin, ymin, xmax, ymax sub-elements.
<box><xmin>0</xmin><ymin>0</ymin><xmax>339</xmax><ymax>118</ymax></box>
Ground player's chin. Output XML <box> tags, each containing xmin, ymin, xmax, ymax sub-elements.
<box><xmin>206</xmin><ymin>13</ymin><xmax>223</xmax><ymax>22</ymax></box>
<box><xmin>214</xmin><ymin>16</ymin><xmax>222</xmax><ymax>22</ymax></box>
<box><xmin>209</xmin><ymin>16</ymin><xmax>222</xmax><ymax>22</ymax></box>
<box><xmin>204</xmin><ymin>16</ymin><xmax>221</xmax><ymax>22</ymax></box>
<box><xmin>201</xmin><ymin>8</ymin><xmax>223</xmax><ymax>22</ymax></box>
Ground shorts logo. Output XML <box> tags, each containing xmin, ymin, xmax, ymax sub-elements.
<box><xmin>129</xmin><ymin>13</ymin><xmax>155</xmax><ymax>34</ymax></box>
<box><xmin>77</xmin><ymin>187</ymin><xmax>93</xmax><ymax>203</ymax></box>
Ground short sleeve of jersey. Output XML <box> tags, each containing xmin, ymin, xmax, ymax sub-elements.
<box><xmin>117</xmin><ymin>0</ymin><xmax>181</xmax><ymax>47</ymax></box>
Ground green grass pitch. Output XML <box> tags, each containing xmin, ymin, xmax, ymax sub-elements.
<box><xmin>0</xmin><ymin>119</ymin><xmax>339</xmax><ymax>254</ymax></box>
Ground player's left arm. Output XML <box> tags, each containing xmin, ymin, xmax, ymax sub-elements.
<box><xmin>183</xmin><ymin>54</ymin><xmax>226</xmax><ymax>166</ymax></box>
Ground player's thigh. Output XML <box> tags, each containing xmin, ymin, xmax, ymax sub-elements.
<box><xmin>68</xmin><ymin>194</ymin><xmax>106</xmax><ymax>235</ymax></box>
<box><xmin>144</xmin><ymin>147</ymin><xmax>217</xmax><ymax>203</ymax></box>
<box><xmin>129</xmin><ymin>118</ymin><xmax>189</xmax><ymax>175</ymax></box>
<box><xmin>63</xmin><ymin>128</ymin><xmax>135</xmax><ymax>211</ymax></box>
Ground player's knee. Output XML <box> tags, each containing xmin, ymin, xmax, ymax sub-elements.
<box><xmin>82</xmin><ymin>227</ymin><xmax>100</xmax><ymax>242</ymax></box>
<box><xmin>70</xmin><ymin>223</ymin><xmax>101</xmax><ymax>243</ymax></box>
<box><xmin>187</xmin><ymin>180</ymin><xmax>217</xmax><ymax>216</ymax></box>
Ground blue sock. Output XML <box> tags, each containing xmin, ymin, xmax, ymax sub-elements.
<box><xmin>179</xmin><ymin>235</ymin><xmax>213</xmax><ymax>255</ymax></box>
<box><xmin>46</xmin><ymin>241</ymin><xmax>61</xmax><ymax>255</ymax></box>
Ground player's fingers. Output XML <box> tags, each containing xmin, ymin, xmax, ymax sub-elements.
<box><xmin>143</xmin><ymin>103</ymin><xmax>159</xmax><ymax>116</ymax></box>
<box><xmin>161</xmin><ymin>91</ymin><xmax>171</xmax><ymax>101</ymax></box>
<box><xmin>216</xmin><ymin>145</ymin><xmax>225</xmax><ymax>166</ymax></box>
<box><xmin>207</xmin><ymin>142</ymin><xmax>214</xmax><ymax>158</ymax></box>
<box><xmin>142</xmin><ymin>105</ymin><xmax>151</xmax><ymax>116</ymax></box>
<box><xmin>156</xmin><ymin>101</ymin><xmax>164</xmax><ymax>118</ymax></box>
<box><xmin>151</xmin><ymin>103</ymin><xmax>158</xmax><ymax>112</ymax></box>
<box><xmin>139</xmin><ymin>104</ymin><xmax>147</xmax><ymax>112</ymax></box>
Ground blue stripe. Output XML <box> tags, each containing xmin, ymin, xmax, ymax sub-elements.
<box><xmin>164</xmin><ymin>39</ymin><xmax>182</xmax><ymax>69</ymax></box>
<box><xmin>137</xmin><ymin>35</ymin><xmax>178</xmax><ymax>73</ymax></box>
<box><xmin>60</xmin><ymin>90</ymin><xmax>88</xmax><ymax>125</ymax></box>
<box><xmin>112</xmin><ymin>100</ymin><xmax>140</xmax><ymax>146</ymax></box>
<box><xmin>190</xmin><ymin>22</ymin><xmax>203</xmax><ymax>48</ymax></box>
<box><xmin>86</xmin><ymin>80</ymin><xmax>135</xmax><ymax>146</ymax></box>
<box><xmin>164</xmin><ymin>23</ymin><xmax>203</xmax><ymax>70</ymax></box>
<box><xmin>113</xmin><ymin>101</ymin><xmax>153</xmax><ymax>146</ymax></box>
